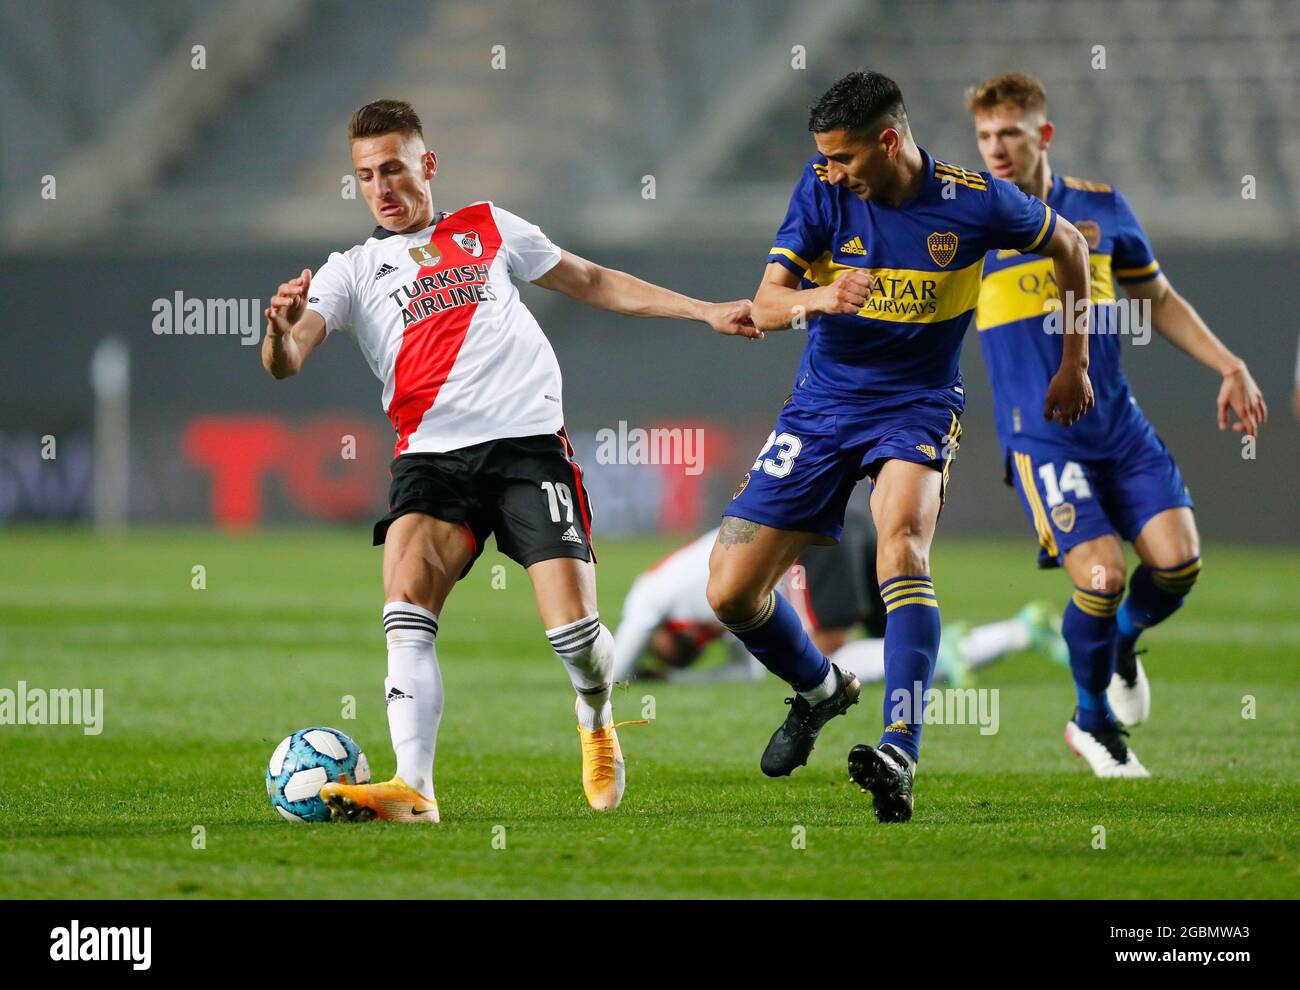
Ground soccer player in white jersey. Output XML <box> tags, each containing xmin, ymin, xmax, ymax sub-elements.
<box><xmin>612</xmin><ymin>517</ymin><xmax>1067</xmax><ymax>687</ymax></box>
<box><xmin>261</xmin><ymin>100</ymin><xmax>756</xmax><ymax>822</ymax></box>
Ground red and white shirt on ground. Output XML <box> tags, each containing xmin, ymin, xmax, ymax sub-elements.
<box><xmin>306</xmin><ymin>201</ymin><xmax>564</xmax><ymax>456</ymax></box>
<box><xmin>610</xmin><ymin>528</ymin><xmax>816</xmax><ymax>680</ymax></box>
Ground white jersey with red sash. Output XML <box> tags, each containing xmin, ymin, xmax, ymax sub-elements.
<box><xmin>307</xmin><ymin>201</ymin><xmax>565</xmax><ymax>456</ymax></box>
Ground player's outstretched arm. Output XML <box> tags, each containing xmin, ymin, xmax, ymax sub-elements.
<box><xmin>751</xmin><ymin>262</ymin><xmax>874</xmax><ymax>332</ymax></box>
<box><xmin>262</xmin><ymin>268</ymin><xmax>326</xmax><ymax>379</ymax></box>
<box><xmin>1037</xmin><ymin>219</ymin><xmax>1095</xmax><ymax>426</ymax></box>
<box><xmin>532</xmin><ymin>250</ymin><xmax>761</xmax><ymax>339</ymax></box>
<box><xmin>608</xmin><ymin>582</ymin><xmax>669</xmax><ymax>683</ymax></box>
<box><xmin>1123</xmin><ymin>274</ymin><xmax>1268</xmax><ymax>436</ymax></box>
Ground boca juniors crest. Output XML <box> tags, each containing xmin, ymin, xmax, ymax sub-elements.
<box><xmin>451</xmin><ymin>231</ymin><xmax>483</xmax><ymax>258</ymax></box>
<box><xmin>1051</xmin><ymin>502</ymin><xmax>1076</xmax><ymax>533</ymax></box>
<box><xmin>927</xmin><ymin>231</ymin><xmax>959</xmax><ymax>268</ymax></box>
<box><xmin>1074</xmin><ymin>220</ymin><xmax>1101</xmax><ymax>249</ymax></box>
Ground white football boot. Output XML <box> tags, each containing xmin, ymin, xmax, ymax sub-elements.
<box><xmin>1065</xmin><ymin>715</ymin><xmax>1151</xmax><ymax>778</ymax></box>
<box><xmin>1107</xmin><ymin>650</ymin><xmax>1151</xmax><ymax>726</ymax></box>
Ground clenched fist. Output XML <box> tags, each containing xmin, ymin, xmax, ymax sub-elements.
<box><xmin>1043</xmin><ymin>364</ymin><xmax>1095</xmax><ymax>426</ymax></box>
<box><xmin>817</xmin><ymin>270</ymin><xmax>875</xmax><ymax>315</ymax></box>
<box><xmin>703</xmin><ymin>299</ymin><xmax>762</xmax><ymax>340</ymax></box>
<box><xmin>265</xmin><ymin>269</ymin><xmax>313</xmax><ymax>338</ymax></box>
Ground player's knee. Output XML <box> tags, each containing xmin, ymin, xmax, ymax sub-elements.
<box><xmin>1082</xmin><ymin>562</ymin><xmax>1126</xmax><ymax>596</ymax></box>
<box><xmin>1086</xmin><ymin>556</ymin><xmax>1128</xmax><ymax>595</ymax></box>
<box><xmin>1067</xmin><ymin>538</ymin><xmax>1126</xmax><ymax>596</ymax></box>
<box><xmin>383</xmin><ymin>582</ymin><xmax>438</xmax><ymax>614</ymax></box>
<box><xmin>386</xmin><ymin>552</ymin><xmax>458</xmax><ymax>613</ymax></box>
<box><xmin>876</xmin><ymin>530</ymin><xmax>929</xmax><ymax>579</ymax></box>
<box><xmin>706</xmin><ymin>572</ymin><xmax>765</xmax><ymax>625</ymax></box>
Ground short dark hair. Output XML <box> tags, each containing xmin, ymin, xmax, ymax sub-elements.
<box><xmin>808</xmin><ymin>70</ymin><xmax>907</xmax><ymax>137</ymax></box>
<box><xmin>348</xmin><ymin>98</ymin><xmax>424</xmax><ymax>142</ymax></box>
<box><xmin>966</xmin><ymin>72</ymin><xmax>1048</xmax><ymax>117</ymax></box>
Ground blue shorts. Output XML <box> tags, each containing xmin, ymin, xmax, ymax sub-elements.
<box><xmin>724</xmin><ymin>390</ymin><xmax>962</xmax><ymax>541</ymax></box>
<box><xmin>1007</xmin><ymin>421</ymin><xmax>1194</xmax><ymax>568</ymax></box>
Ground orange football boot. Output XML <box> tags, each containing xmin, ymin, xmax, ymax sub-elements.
<box><xmin>576</xmin><ymin>700</ymin><xmax>647</xmax><ymax>811</ymax></box>
<box><xmin>320</xmin><ymin>775</ymin><xmax>440</xmax><ymax>823</ymax></box>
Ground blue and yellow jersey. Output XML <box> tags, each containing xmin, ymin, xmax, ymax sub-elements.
<box><xmin>976</xmin><ymin>174</ymin><xmax>1161</xmax><ymax>453</ymax></box>
<box><xmin>768</xmin><ymin>148</ymin><xmax>1055</xmax><ymax>404</ymax></box>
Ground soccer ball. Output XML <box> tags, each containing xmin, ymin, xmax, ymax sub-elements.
<box><xmin>266</xmin><ymin>727</ymin><xmax>370</xmax><ymax>822</ymax></box>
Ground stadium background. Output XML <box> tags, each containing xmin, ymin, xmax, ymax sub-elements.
<box><xmin>2</xmin><ymin>0</ymin><xmax>1297</xmax><ymax>545</ymax></box>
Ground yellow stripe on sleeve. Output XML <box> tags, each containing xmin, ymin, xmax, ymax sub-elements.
<box><xmin>1021</xmin><ymin>206</ymin><xmax>1054</xmax><ymax>253</ymax></box>
<box><xmin>769</xmin><ymin>246</ymin><xmax>812</xmax><ymax>273</ymax></box>
<box><xmin>1114</xmin><ymin>260</ymin><xmax>1160</xmax><ymax>281</ymax></box>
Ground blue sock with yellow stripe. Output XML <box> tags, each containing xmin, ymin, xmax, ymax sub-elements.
<box><xmin>1063</xmin><ymin>587</ymin><xmax>1123</xmax><ymax>732</ymax></box>
<box><xmin>879</xmin><ymin>576</ymin><xmax>941</xmax><ymax>762</ymax></box>
<box><xmin>722</xmin><ymin>590</ymin><xmax>830</xmax><ymax>692</ymax></box>
<box><xmin>1117</xmin><ymin>557</ymin><xmax>1201</xmax><ymax>655</ymax></box>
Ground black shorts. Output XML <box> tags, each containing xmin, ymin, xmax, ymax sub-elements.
<box><xmin>372</xmin><ymin>430</ymin><xmax>595</xmax><ymax>577</ymax></box>
<box><xmin>795</xmin><ymin>511</ymin><xmax>887</xmax><ymax>636</ymax></box>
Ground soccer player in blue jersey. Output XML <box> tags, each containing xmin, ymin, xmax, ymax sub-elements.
<box><xmin>705</xmin><ymin>70</ymin><xmax>1096</xmax><ymax>822</ymax></box>
<box><xmin>967</xmin><ymin>73</ymin><xmax>1267</xmax><ymax>777</ymax></box>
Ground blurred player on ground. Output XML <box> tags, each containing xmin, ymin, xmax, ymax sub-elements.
<box><xmin>967</xmin><ymin>73</ymin><xmax>1267</xmax><ymax>778</ymax></box>
<box><xmin>261</xmin><ymin>100</ymin><xmax>756</xmax><ymax>821</ymax></box>
<box><xmin>706</xmin><ymin>70</ymin><xmax>1095</xmax><ymax>822</ymax></box>
<box><xmin>613</xmin><ymin>512</ymin><xmax>1067</xmax><ymax>685</ymax></box>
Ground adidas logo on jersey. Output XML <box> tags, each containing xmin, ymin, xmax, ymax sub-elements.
<box><xmin>373</xmin><ymin>263</ymin><xmax>398</xmax><ymax>282</ymax></box>
<box><xmin>386</xmin><ymin>686</ymin><xmax>412</xmax><ymax>705</ymax></box>
<box><xmin>839</xmin><ymin>236</ymin><xmax>867</xmax><ymax>255</ymax></box>
<box><xmin>561</xmin><ymin>525</ymin><xmax>583</xmax><ymax>545</ymax></box>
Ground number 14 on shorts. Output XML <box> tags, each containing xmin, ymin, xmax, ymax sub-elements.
<box><xmin>752</xmin><ymin>432</ymin><xmax>802</xmax><ymax>479</ymax></box>
<box><xmin>1038</xmin><ymin>460</ymin><xmax>1092</xmax><ymax>505</ymax></box>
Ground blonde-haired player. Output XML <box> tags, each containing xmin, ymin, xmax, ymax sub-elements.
<box><xmin>967</xmin><ymin>73</ymin><xmax>1266</xmax><ymax>777</ymax></box>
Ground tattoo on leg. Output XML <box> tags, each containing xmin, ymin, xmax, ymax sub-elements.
<box><xmin>719</xmin><ymin>518</ymin><xmax>760</xmax><ymax>545</ymax></box>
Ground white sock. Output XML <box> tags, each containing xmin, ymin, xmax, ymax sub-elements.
<box><xmin>547</xmin><ymin>614</ymin><xmax>614</xmax><ymax>730</ymax></box>
<box><xmin>382</xmin><ymin>601</ymin><xmax>443</xmax><ymax>799</ymax></box>
<box><xmin>828</xmin><ymin>637</ymin><xmax>887</xmax><ymax>684</ymax></box>
<box><xmin>962</xmin><ymin>618</ymin><xmax>1029</xmax><ymax>669</ymax></box>
<box><xmin>797</xmin><ymin>664</ymin><xmax>839</xmax><ymax>704</ymax></box>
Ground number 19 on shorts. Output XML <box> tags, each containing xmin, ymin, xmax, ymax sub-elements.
<box><xmin>541</xmin><ymin>481</ymin><xmax>575</xmax><ymax>522</ymax></box>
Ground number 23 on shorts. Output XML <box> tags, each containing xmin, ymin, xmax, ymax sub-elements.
<box><xmin>752</xmin><ymin>431</ymin><xmax>803</xmax><ymax>479</ymax></box>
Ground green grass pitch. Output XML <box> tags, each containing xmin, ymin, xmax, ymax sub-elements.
<box><xmin>0</xmin><ymin>528</ymin><xmax>1295</xmax><ymax>899</ymax></box>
